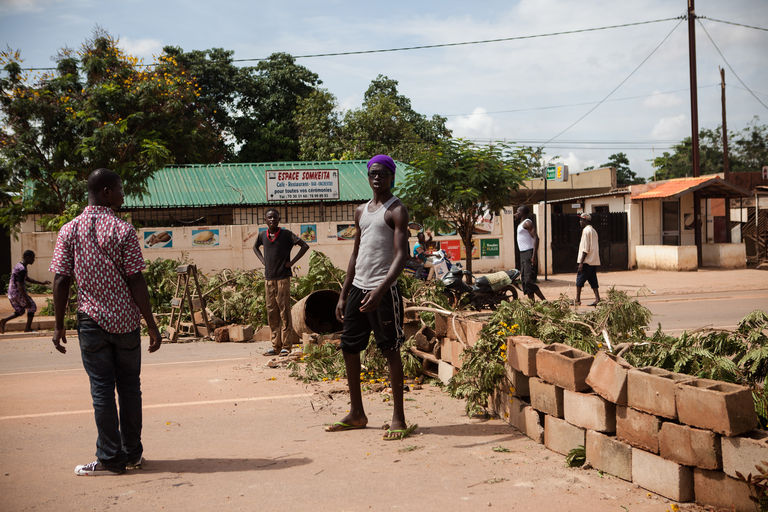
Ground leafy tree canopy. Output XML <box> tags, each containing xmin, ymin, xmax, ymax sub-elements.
<box><xmin>0</xmin><ymin>29</ymin><xmax>222</xmax><ymax>231</ymax></box>
<box><xmin>601</xmin><ymin>152</ymin><xmax>645</xmax><ymax>186</ymax></box>
<box><xmin>398</xmin><ymin>139</ymin><xmax>540</xmax><ymax>276</ymax></box>
<box><xmin>652</xmin><ymin>117</ymin><xmax>768</xmax><ymax>181</ymax></box>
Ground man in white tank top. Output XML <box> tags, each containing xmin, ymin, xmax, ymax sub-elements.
<box><xmin>514</xmin><ymin>205</ymin><xmax>546</xmax><ymax>302</ymax></box>
<box><xmin>326</xmin><ymin>154</ymin><xmax>412</xmax><ymax>440</ymax></box>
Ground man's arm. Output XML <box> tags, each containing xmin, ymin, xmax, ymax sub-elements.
<box><xmin>253</xmin><ymin>236</ymin><xmax>266</xmax><ymax>266</ymax></box>
<box><xmin>335</xmin><ymin>206</ymin><xmax>363</xmax><ymax>322</ymax></box>
<box><xmin>523</xmin><ymin>219</ymin><xmax>539</xmax><ymax>264</ymax></box>
<box><xmin>359</xmin><ymin>202</ymin><xmax>409</xmax><ymax>312</ymax></box>
<box><xmin>25</xmin><ymin>275</ymin><xmax>51</xmax><ymax>286</ymax></box>
<box><xmin>52</xmin><ymin>273</ymin><xmax>71</xmax><ymax>354</ymax></box>
<box><xmin>125</xmin><ymin>272</ymin><xmax>162</xmax><ymax>353</ymax></box>
<box><xmin>289</xmin><ymin>239</ymin><xmax>310</xmax><ymax>268</ymax></box>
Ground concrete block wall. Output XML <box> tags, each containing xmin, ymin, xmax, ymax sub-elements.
<box><xmin>483</xmin><ymin>334</ymin><xmax>762</xmax><ymax>510</ymax></box>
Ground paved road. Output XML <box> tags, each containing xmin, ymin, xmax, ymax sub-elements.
<box><xmin>643</xmin><ymin>288</ymin><xmax>768</xmax><ymax>334</ymax></box>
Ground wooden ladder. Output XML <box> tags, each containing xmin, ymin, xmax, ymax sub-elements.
<box><xmin>165</xmin><ymin>264</ymin><xmax>212</xmax><ymax>342</ymax></box>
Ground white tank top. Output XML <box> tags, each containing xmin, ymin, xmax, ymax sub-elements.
<box><xmin>353</xmin><ymin>196</ymin><xmax>399</xmax><ymax>290</ymax></box>
<box><xmin>517</xmin><ymin>220</ymin><xmax>536</xmax><ymax>252</ymax></box>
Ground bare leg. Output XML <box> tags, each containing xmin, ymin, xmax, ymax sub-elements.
<box><xmin>575</xmin><ymin>286</ymin><xmax>582</xmax><ymax>305</ymax></box>
<box><xmin>24</xmin><ymin>312</ymin><xmax>34</xmax><ymax>332</ymax></box>
<box><xmin>327</xmin><ymin>351</ymin><xmax>368</xmax><ymax>430</ymax></box>
<box><xmin>591</xmin><ymin>288</ymin><xmax>601</xmax><ymax>305</ymax></box>
<box><xmin>0</xmin><ymin>312</ymin><xmax>22</xmax><ymax>333</ymax></box>
<box><xmin>383</xmin><ymin>348</ymin><xmax>406</xmax><ymax>431</ymax></box>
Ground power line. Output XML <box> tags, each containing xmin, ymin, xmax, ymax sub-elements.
<box><xmin>443</xmin><ymin>84</ymin><xmax>719</xmax><ymax>117</ymax></box>
<box><xmin>697</xmin><ymin>19</ymin><xmax>768</xmax><ymax>111</ymax></box>
<box><xmin>698</xmin><ymin>16</ymin><xmax>768</xmax><ymax>32</ymax></box>
<box><xmin>543</xmin><ymin>17</ymin><xmax>685</xmax><ymax>144</ymax></box>
<box><xmin>17</xmin><ymin>17</ymin><xmax>682</xmax><ymax>71</ymax></box>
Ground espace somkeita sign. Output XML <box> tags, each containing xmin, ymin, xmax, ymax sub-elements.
<box><xmin>266</xmin><ymin>169</ymin><xmax>340</xmax><ymax>201</ymax></box>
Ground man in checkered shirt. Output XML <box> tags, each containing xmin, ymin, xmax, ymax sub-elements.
<box><xmin>50</xmin><ymin>168</ymin><xmax>162</xmax><ymax>476</ymax></box>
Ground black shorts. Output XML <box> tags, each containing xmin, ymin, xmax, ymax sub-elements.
<box><xmin>576</xmin><ymin>263</ymin><xmax>599</xmax><ymax>289</ymax></box>
<box><xmin>340</xmin><ymin>285</ymin><xmax>404</xmax><ymax>354</ymax></box>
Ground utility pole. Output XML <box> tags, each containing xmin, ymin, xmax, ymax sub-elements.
<box><xmin>688</xmin><ymin>0</ymin><xmax>703</xmax><ymax>265</ymax></box>
<box><xmin>721</xmin><ymin>66</ymin><xmax>732</xmax><ymax>243</ymax></box>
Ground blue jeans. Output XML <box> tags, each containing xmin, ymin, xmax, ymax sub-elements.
<box><xmin>77</xmin><ymin>313</ymin><xmax>142</xmax><ymax>471</ymax></box>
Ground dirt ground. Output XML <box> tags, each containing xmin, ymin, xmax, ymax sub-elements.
<box><xmin>0</xmin><ymin>337</ymin><xmax>716</xmax><ymax>512</ymax></box>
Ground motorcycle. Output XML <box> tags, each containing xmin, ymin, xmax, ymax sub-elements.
<box><xmin>405</xmin><ymin>247</ymin><xmax>522</xmax><ymax>310</ymax></box>
<box><xmin>442</xmin><ymin>265</ymin><xmax>522</xmax><ymax>310</ymax></box>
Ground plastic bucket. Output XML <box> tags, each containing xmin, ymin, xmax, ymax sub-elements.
<box><xmin>291</xmin><ymin>289</ymin><xmax>343</xmax><ymax>335</ymax></box>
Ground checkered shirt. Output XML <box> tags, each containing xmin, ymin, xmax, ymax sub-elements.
<box><xmin>49</xmin><ymin>206</ymin><xmax>146</xmax><ymax>333</ymax></box>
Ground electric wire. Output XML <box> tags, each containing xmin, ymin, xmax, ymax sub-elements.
<box><xmin>698</xmin><ymin>16</ymin><xmax>768</xmax><ymax>33</ymax></box>
<box><xmin>443</xmin><ymin>84</ymin><xmax>719</xmax><ymax>117</ymax></box>
<box><xmin>697</xmin><ymin>18</ymin><xmax>768</xmax><ymax>111</ymax></box>
<box><xmin>543</xmin><ymin>17</ymin><xmax>685</xmax><ymax>145</ymax></box>
<box><xmin>17</xmin><ymin>17</ymin><xmax>682</xmax><ymax>71</ymax></box>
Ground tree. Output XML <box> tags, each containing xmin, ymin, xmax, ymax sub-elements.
<box><xmin>0</xmin><ymin>30</ymin><xmax>221</xmax><ymax>231</ymax></box>
<box><xmin>232</xmin><ymin>52</ymin><xmax>321</xmax><ymax>162</ymax></box>
<box><xmin>602</xmin><ymin>152</ymin><xmax>645</xmax><ymax>186</ymax></box>
<box><xmin>340</xmin><ymin>75</ymin><xmax>451</xmax><ymax>162</ymax></box>
<box><xmin>294</xmin><ymin>88</ymin><xmax>343</xmax><ymax>160</ymax></box>
<box><xmin>398</xmin><ymin>139</ymin><xmax>540</xmax><ymax>277</ymax></box>
<box><xmin>651</xmin><ymin>118</ymin><xmax>767</xmax><ymax>180</ymax></box>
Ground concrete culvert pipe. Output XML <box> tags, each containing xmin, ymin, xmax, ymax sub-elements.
<box><xmin>291</xmin><ymin>289</ymin><xmax>344</xmax><ymax>335</ymax></box>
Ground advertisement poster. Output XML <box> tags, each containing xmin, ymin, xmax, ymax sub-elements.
<box><xmin>481</xmin><ymin>238</ymin><xmax>500</xmax><ymax>258</ymax></box>
<box><xmin>192</xmin><ymin>229</ymin><xmax>219</xmax><ymax>247</ymax></box>
<box><xmin>460</xmin><ymin>241</ymin><xmax>480</xmax><ymax>260</ymax></box>
<box><xmin>336</xmin><ymin>224</ymin><xmax>357</xmax><ymax>240</ymax></box>
<box><xmin>143</xmin><ymin>231</ymin><xmax>172</xmax><ymax>248</ymax></box>
<box><xmin>300</xmin><ymin>224</ymin><xmax>317</xmax><ymax>243</ymax></box>
<box><xmin>440</xmin><ymin>239</ymin><xmax>461</xmax><ymax>262</ymax></box>
<box><xmin>266</xmin><ymin>169</ymin><xmax>340</xmax><ymax>201</ymax></box>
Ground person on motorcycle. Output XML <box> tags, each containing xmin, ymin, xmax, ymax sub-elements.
<box><xmin>412</xmin><ymin>230</ymin><xmax>433</xmax><ymax>264</ymax></box>
<box><xmin>514</xmin><ymin>205</ymin><xmax>546</xmax><ymax>302</ymax></box>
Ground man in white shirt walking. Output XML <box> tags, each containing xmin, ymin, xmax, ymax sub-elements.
<box><xmin>575</xmin><ymin>213</ymin><xmax>601</xmax><ymax>306</ymax></box>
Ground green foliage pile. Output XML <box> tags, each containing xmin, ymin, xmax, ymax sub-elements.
<box><xmin>288</xmin><ymin>337</ymin><xmax>422</xmax><ymax>384</ymax></box>
<box><xmin>202</xmin><ymin>269</ymin><xmax>268</xmax><ymax>327</ymax></box>
<box><xmin>291</xmin><ymin>250</ymin><xmax>346</xmax><ymax>298</ymax></box>
<box><xmin>143</xmin><ymin>258</ymin><xmax>184</xmax><ymax>314</ymax></box>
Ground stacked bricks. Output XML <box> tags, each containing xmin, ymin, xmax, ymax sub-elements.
<box><xmin>431</xmin><ymin>314</ymin><xmax>484</xmax><ymax>383</ymax></box>
<box><xmin>485</xmin><ymin>335</ymin><xmax>762</xmax><ymax>511</ymax></box>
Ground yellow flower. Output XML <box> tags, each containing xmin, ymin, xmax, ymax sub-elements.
<box><xmin>500</xmin><ymin>344</ymin><xmax>506</xmax><ymax>351</ymax></box>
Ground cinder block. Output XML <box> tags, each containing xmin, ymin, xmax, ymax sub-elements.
<box><xmin>507</xmin><ymin>366</ymin><xmax>530</xmax><ymax>398</ymax></box>
<box><xmin>447</xmin><ymin>315</ymin><xmax>466</xmax><ymax>342</ymax></box>
<box><xmin>524</xmin><ymin>406</ymin><xmax>544</xmax><ymax>444</ymax></box>
<box><xmin>627</xmin><ymin>367</ymin><xmax>693</xmax><ymax>419</ymax></box>
<box><xmin>530</xmin><ymin>377</ymin><xmax>564</xmax><ymax>418</ymax></box>
<box><xmin>544</xmin><ymin>415</ymin><xmax>585</xmax><ymax>456</ymax></box>
<box><xmin>229</xmin><ymin>324</ymin><xmax>254</xmax><ymax>342</ymax></box>
<box><xmin>586</xmin><ymin>430</ymin><xmax>632</xmax><ymax>481</ymax></box>
<box><xmin>563</xmin><ymin>390</ymin><xmax>616</xmax><ymax>433</ymax></box>
<box><xmin>616</xmin><ymin>405</ymin><xmax>661</xmax><ymax>453</ymax></box>
<box><xmin>722</xmin><ymin>430</ymin><xmax>768</xmax><ymax>479</ymax></box>
<box><xmin>433</xmin><ymin>313</ymin><xmax>448</xmax><ymax>337</ymax></box>
<box><xmin>508</xmin><ymin>397</ymin><xmax>529</xmax><ymax>434</ymax></box>
<box><xmin>585</xmin><ymin>351</ymin><xmax>632</xmax><ymax>405</ymax></box>
<box><xmin>463</xmin><ymin>319</ymin><xmax>484</xmax><ymax>347</ymax></box>
<box><xmin>632</xmin><ymin>448</ymin><xmax>693</xmax><ymax>502</ymax></box>
<box><xmin>694</xmin><ymin>468</ymin><xmax>755</xmax><ymax>512</ymax></box>
<box><xmin>659</xmin><ymin>422</ymin><xmax>721</xmax><ymax>470</ymax></box>
<box><xmin>507</xmin><ymin>336</ymin><xmax>545</xmax><ymax>376</ymax></box>
<box><xmin>488</xmin><ymin>387</ymin><xmax>510</xmax><ymax>419</ymax></box>
<box><xmin>535</xmin><ymin>343</ymin><xmax>593</xmax><ymax>391</ymax></box>
<box><xmin>438</xmin><ymin>361</ymin><xmax>457</xmax><ymax>385</ymax></box>
<box><xmin>675</xmin><ymin>378</ymin><xmax>757</xmax><ymax>436</ymax></box>
<box><xmin>254</xmin><ymin>324</ymin><xmax>271</xmax><ymax>341</ymax></box>
<box><xmin>438</xmin><ymin>338</ymin><xmax>453</xmax><ymax>364</ymax></box>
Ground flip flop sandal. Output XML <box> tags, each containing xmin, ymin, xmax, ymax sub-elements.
<box><xmin>382</xmin><ymin>424</ymin><xmax>418</xmax><ymax>441</ymax></box>
<box><xmin>263</xmin><ymin>349</ymin><xmax>278</xmax><ymax>356</ymax></box>
<box><xmin>279</xmin><ymin>349</ymin><xmax>290</xmax><ymax>356</ymax></box>
<box><xmin>325</xmin><ymin>421</ymin><xmax>366</xmax><ymax>432</ymax></box>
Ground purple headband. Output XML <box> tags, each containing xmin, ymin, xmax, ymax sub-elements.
<box><xmin>367</xmin><ymin>154</ymin><xmax>396</xmax><ymax>174</ymax></box>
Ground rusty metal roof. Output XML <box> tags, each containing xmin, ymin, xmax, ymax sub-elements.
<box><xmin>631</xmin><ymin>175</ymin><xmax>751</xmax><ymax>200</ymax></box>
<box><xmin>124</xmin><ymin>160</ymin><xmax>410</xmax><ymax>208</ymax></box>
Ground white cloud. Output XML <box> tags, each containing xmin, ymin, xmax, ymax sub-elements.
<box><xmin>118</xmin><ymin>37</ymin><xmax>163</xmax><ymax>61</ymax></box>
<box><xmin>651</xmin><ymin>114</ymin><xmax>688</xmax><ymax>139</ymax></box>
<box><xmin>643</xmin><ymin>91</ymin><xmax>683</xmax><ymax>108</ymax></box>
<box><xmin>446</xmin><ymin>108</ymin><xmax>496</xmax><ymax>139</ymax></box>
<box><xmin>0</xmin><ymin>0</ymin><xmax>47</xmax><ymax>12</ymax></box>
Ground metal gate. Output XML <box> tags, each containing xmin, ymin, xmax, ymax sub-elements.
<box><xmin>550</xmin><ymin>212</ymin><xmax>628</xmax><ymax>273</ymax></box>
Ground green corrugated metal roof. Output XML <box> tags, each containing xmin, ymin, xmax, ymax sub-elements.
<box><xmin>123</xmin><ymin>160</ymin><xmax>410</xmax><ymax>209</ymax></box>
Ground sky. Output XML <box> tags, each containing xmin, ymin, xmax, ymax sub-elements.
<box><xmin>1</xmin><ymin>0</ymin><xmax>767</xmax><ymax>179</ymax></box>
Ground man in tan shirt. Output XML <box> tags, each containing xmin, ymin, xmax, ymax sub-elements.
<box><xmin>575</xmin><ymin>213</ymin><xmax>601</xmax><ymax>306</ymax></box>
